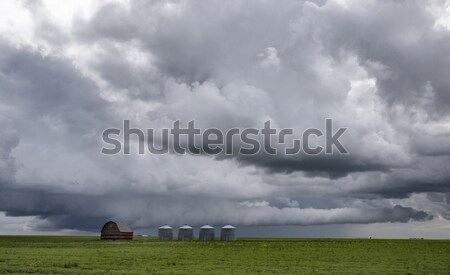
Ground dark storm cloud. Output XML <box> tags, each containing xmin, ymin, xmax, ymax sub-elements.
<box><xmin>0</xmin><ymin>187</ymin><xmax>432</xmax><ymax>231</ymax></box>
<box><xmin>235</xmin><ymin>153</ymin><xmax>391</xmax><ymax>179</ymax></box>
<box><xmin>353</xmin><ymin>158</ymin><xmax>450</xmax><ymax>199</ymax></box>
<box><xmin>70</xmin><ymin>0</ymin><xmax>433</xmax><ymax>176</ymax></box>
<box><xmin>0</xmin><ymin>117</ymin><xmax>19</xmax><ymax>184</ymax></box>
<box><xmin>309</xmin><ymin>0</ymin><xmax>450</xmax><ymax>113</ymax></box>
<box><xmin>0</xmin><ymin>40</ymin><xmax>109</xmax><ymax>131</ymax></box>
<box><xmin>0</xmin><ymin>0</ymin><xmax>449</xmax><ymax>233</ymax></box>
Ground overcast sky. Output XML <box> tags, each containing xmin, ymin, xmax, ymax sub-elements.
<box><xmin>0</xmin><ymin>0</ymin><xmax>450</xmax><ymax>238</ymax></box>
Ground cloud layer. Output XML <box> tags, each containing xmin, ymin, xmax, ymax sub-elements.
<box><xmin>0</xmin><ymin>0</ymin><xmax>449</xmax><ymax>234</ymax></box>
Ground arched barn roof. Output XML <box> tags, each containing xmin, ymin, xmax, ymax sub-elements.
<box><xmin>101</xmin><ymin>221</ymin><xmax>133</xmax><ymax>232</ymax></box>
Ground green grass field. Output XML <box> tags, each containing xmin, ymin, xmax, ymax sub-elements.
<box><xmin>0</xmin><ymin>236</ymin><xmax>449</xmax><ymax>274</ymax></box>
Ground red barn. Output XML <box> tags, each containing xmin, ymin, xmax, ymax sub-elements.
<box><xmin>100</xmin><ymin>221</ymin><xmax>133</xmax><ymax>241</ymax></box>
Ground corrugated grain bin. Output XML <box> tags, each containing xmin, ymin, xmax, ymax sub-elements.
<box><xmin>220</xmin><ymin>225</ymin><xmax>236</xmax><ymax>241</ymax></box>
<box><xmin>158</xmin><ymin>225</ymin><xmax>173</xmax><ymax>241</ymax></box>
<box><xmin>178</xmin><ymin>224</ymin><xmax>193</xmax><ymax>241</ymax></box>
<box><xmin>100</xmin><ymin>221</ymin><xmax>133</xmax><ymax>241</ymax></box>
<box><xmin>199</xmin><ymin>225</ymin><xmax>215</xmax><ymax>241</ymax></box>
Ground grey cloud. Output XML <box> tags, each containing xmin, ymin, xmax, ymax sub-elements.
<box><xmin>0</xmin><ymin>39</ymin><xmax>114</xmax><ymax>157</ymax></box>
<box><xmin>74</xmin><ymin>2</ymin><xmax>138</xmax><ymax>42</ymax></box>
<box><xmin>234</xmin><ymin>154</ymin><xmax>391</xmax><ymax>179</ymax></box>
<box><xmin>308</xmin><ymin>0</ymin><xmax>450</xmax><ymax>113</ymax></box>
<box><xmin>0</xmin><ymin>0</ymin><xmax>448</xmax><ymax>233</ymax></box>
<box><xmin>0</xmin><ymin>187</ymin><xmax>431</xmax><ymax>231</ymax></box>
<box><xmin>0</xmin><ymin>117</ymin><xmax>19</xmax><ymax>184</ymax></box>
<box><xmin>0</xmin><ymin>41</ymin><xmax>106</xmax><ymax>123</ymax></box>
<box><xmin>91</xmin><ymin>44</ymin><xmax>164</xmax><ymax>100</ymax></box>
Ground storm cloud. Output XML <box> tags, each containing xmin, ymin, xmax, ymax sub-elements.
<box><xmin>0</xmin><ymin>0</ymin><xmax>449</xmax><ymax>236</ymax></box>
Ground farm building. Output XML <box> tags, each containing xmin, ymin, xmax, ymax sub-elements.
<box><xmin>178</xmin><ymin>224</ymin><xmax>194</xmax><ymax>241</ymax></box>
<box><xmin>158</xmin><ymin>225</ymin><xmax>173</xmax><ymax>241</ymax></box>
<box><xmin>221</xmin><ymin>225</ymin><xmax>236</xmax><ymax>241</ymax></box>
<box><xmin>100</xmin><ymin>221</ymin><xmax>133</xmax><ymax>241</ymax></box>
<box><xmin>199</xmin><ymin>225</ymin><xmax>215</xmax><ymax>241</ymax></box>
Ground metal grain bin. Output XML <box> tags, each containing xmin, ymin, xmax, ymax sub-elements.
<box><xmin>178</xmin><ymin>224</ymin><xmax>193</xmax><ymax>241</ymax></box>
<box><xmin>220</xmin><ymin>225</ymin><xmax>236</xmax><ymax>241</ymax></box>
<box><xmin>199</xmin><ymin>225</ymin><xmax>215</xmax><ymax>241</ymax></box>
<box><xmin>158</xmin><ymin>225</ymin><xmax>173</xmax><ymax>241</ymax></box>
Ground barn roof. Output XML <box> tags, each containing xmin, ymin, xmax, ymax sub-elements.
<box><xmin>104</xmin><ymin>221</ymin><xmax>133</xmax><ymax>232</ymax></box>
<box><xmin>115</xmin><ymin>221</ymin><xmax>133</xmax><ymax>232</ymax></box>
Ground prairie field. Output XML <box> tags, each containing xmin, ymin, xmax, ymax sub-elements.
<box><xmin>0</xmin><ymin>236</ymin><xmax>449</xmax><ymax>274</ymax></box>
